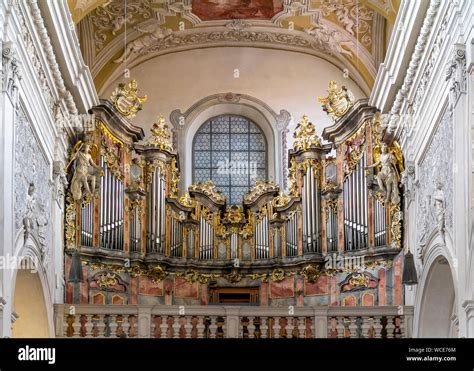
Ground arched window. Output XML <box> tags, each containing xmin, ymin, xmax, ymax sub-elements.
<box><xmin>193</xmin><ymin>115</ymin><xmax>267</xmax><ymax>204</ymax></box>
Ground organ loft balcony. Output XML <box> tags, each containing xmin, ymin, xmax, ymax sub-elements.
<box><xmin>62</xmin><ymin>81</ymin><xmax>410</xmax><ymax>337</ymax></box>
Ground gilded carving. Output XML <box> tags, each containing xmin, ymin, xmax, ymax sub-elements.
<box><xmin>189</xmin><ymin>180</ymin><xmax>226</xmax><ymax>203</ymax></box>
<box><xmin>270</xmin><ymin>267</ymin><xmax>286</xmax><ymax>282</ymax></box>
<box><xmin>97</xmin><ymin>272</ymin><xmax>119</xmax><ymax>288</ymax></box>
<box><xmin>178</xmin><ymin>192</ymin><xmax>194</xmax><ymax>207</ymax></box>
<box><xmin>148</xmin><ymin>115</ymin><xmax>173</xmax><ymax>151</ymax></box>
<box><xmin>390</xmin><ymin>202</ymin><xmax>402</xmax><ymax>249</ymax></box>
<box><xmin>243</xmin><ymin>180</ymin><xmax>279</xmax><ymax>204</ymax></box>
<box><xmin>343</xmin><ymin>122</ymin><xmax>366</xmax><ymax>177</ymax></box>
<box><xmin>272</xmin><ymin>191</ymin><xmax>291</xmax><ymax>208</ymax></box>
<box><xmin>146</xmin><ymin>159</ymin><xmax>166</xmax><ymax>185</ymax></box>
<box><xmin>110</xmin><ymin>79</ymin><xmax>147</xmax><ymax>118</ymax></box>
<box><xmin>318</xmin><ymin>81</ymin><xmax>355</xmax><ymax>120</ymax></box>
<box><xmin>65</xmin><ymin>194</ymin><xmax>77</xmax><ymax>250</ymax></box>
<box><xmin>293</xmin><ymin>115</ymin><xmax>322</xmax><ymax>151</ymax></box>
<box><xmin>223</xmin><ymin>205</ymin><xmax>245</xmax><ymax>224</ymax></box>
<box><xmin>302</xmin><ymin>264</ymin><xmax>321</xmax><ymax>283</ymax></box>
<box><xmin>169</xmin><ymin>157</ymin><xmax>180</xmax><ymax>198</ymax></box>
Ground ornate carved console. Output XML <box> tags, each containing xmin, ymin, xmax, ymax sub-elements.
<box><xmin>64</xmin><ymin>81</ymin><xmax>405</xmax><ymax>309</ymax></box>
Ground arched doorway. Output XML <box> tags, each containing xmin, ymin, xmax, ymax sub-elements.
<box><xmin>12</xmin><ymin>268</ymin><xmax>50</xmax><ymax>338</ymax></box>
<box><xmin>417</xmin><ymin>256</ymin><xmax>456</xmax><ymax>337</ymax></box>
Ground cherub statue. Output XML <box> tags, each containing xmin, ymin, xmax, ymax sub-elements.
<box><xmin>70</xmin><ymin>142</ymin><xmax>102</xmax><ymax>202</ymax></box>
<box><xmin>114</xmin><ymin>24</ymin><xmax>173</xmax><ymax>63</ymax></box>
<box><xmin>365</xmin><ymin>143</ymin><xmax>400</xmax><ymax>205</ymax></box>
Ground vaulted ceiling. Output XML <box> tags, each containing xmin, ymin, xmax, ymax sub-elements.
<box><xmin>69</xmin><ymin>0</ymin><xmax>400</xmax><ymax>94</ymax></box>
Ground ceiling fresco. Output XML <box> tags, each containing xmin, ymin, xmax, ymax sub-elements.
<box><xmin>192</xmin><ymin>0</ymin><xmax>285</xmax><ymax>21</ymax></box>
<box><xmin>68</xmin><ymin>0</ymin><xmax>400</xmax><ymax>93</ymax></box>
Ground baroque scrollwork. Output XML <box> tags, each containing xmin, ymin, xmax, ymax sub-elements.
<box><xmin>110</xmin><ymin>79</ymin><xmax>147</xmax><ymax>118</ymax></box>
<box><xmin>243</xmin><ymin>180</ymin><xmax>279</xmax><ymax>204</ymax></box>
<box><xmin>272</xmin><ymin>191</ymin><xmax>291</xmax><ymax>208</ymax></box>
<box><xmin>445</xmin><ymin>46</ymin><xmax>467</xmax><ymax>108</ymax></box>
<box><xmin>91</xmin><ymin>1</ymin><xmax>152</xmax><ymax>51</ymax></box>
<box><xmin>293</xmin><ymin>115</ymin><xmax>322</xmax><ymax>151</ymax></box>
<box><xmin>320</xmin><ymin>0</ymin><xmax>373</xmax><ymax>45</ymax></box>
<box><xmin>2</xmin><ymin>42</ymin><xmax>21</xmax><ymax>99</ymax></box>
<box><xmin>113</xmin><ymin>23</ymin><xmax>173</xmax><ymax>63</ymax></box>
<box><xmin>319</xmin><ymin>81</ymin><xmax>355</xmax><ymax>120</ymax></box>
<box><xmin>148</xmin><ymin>115</ymin><xmax>174</xmax><ymax>151</ymax></box>
<box><xmin>417</xmin><ymin>109</ymin><xmax>453</xmax><ymax>247</ymax></box>
<box><xmin>14</xmin><ymin>108</ymin><xmax>51</xmax><ymax>260</ymax></box>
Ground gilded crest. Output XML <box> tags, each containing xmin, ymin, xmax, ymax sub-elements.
<box><xmin>318</xmin><ymin>81</ymin><xmax>354</xmax><ymax>120</ymax></box>
<box><xmin>110</xmin><ymin>79</ymin><xmax>147</xmax><ymax>118</ymax></box>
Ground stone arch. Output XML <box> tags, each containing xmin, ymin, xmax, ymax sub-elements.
<box><xmin>169</xmin><ymin>93</ymin><xmax>291</xmax><ymax>192</ymax></box>
<box><xmin>10</xmin><ymin>231</ymin><xmax>54</xmax><ymax>337</ymax></box>
<box><xmin>414</xmin><ymin>237</ymin><xmax>458</xmax><ymax>338</ymax></box>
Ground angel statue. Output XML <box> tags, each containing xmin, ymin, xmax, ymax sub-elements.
<box><xmin>365</xmin><ymin>143</ymin><xmax>400</xmax><ymax>205</ymax></box>
<box><xmin>69</xmin><ymin>142</ymin><xmax>102</xmax><ymax>202</ymax></box>
<box><xmin>114</xmin><ymin>24</ymin><xmax>173</xmax><ymax>63</ymax></box>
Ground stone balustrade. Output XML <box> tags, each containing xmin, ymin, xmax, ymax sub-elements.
<box><xmin>55</xmin><ymin>304</ymin><xmax>413</xmax><ymax>338</ymax></box>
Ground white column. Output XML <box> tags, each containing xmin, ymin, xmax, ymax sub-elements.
<box><xmin>448</xmin><ymin>45</ymin><xmax>469</xmax><ymax>337</ymax></box>
<box><xmin>0</xmin><ymin>40</ymin><xmax>21</xmax><ymax>337</ymax></box>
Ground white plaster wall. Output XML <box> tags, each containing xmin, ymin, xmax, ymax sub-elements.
<box><xmin>100</xmin><ymin>47</ymin><xmax>366</xmax><ymax>145</ymax></box>
<box><xmin>0</xmin><ymin>0</ymin><xmax>94</xmax><ymax>337</ymax></box>
<box><xmin>386</xmin><ymin>0</ymin><xmax>474</xmax><ymax>337</ymax></box>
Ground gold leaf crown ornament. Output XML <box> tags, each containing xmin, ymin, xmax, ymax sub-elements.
<box><xmin>148</xmin><ymin>115</ymin><xmax>173</xmax><ymax>151</ymax></box>
<box><xmin>293</xmin><ymin>115</ymin><xmax>322</xmax><ymax>151</ymax></box>
<box><xmin>318</xmin><ymin>81</ymin><xmax>355</xmax><ymax>120</ymax></box>
<box><xmin>110</xmin><ymin>79</ymin><xmax>147</xmax><ymax>118</ymax></box>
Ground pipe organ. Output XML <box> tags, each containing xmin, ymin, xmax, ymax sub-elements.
<box><xmin>198</xmin><ymin>207</ymin><xmax>215</xmax><ymax>260</ymax></box>
<box><xmin>343</xmin><ymin>152</ymin><xmax>368</xmax><ymax>251</ymax></box>
<box><xmin>146</xmin><ymin>164</ymin><xmax>166</xmax><ymax>254</ymax></box>
<box><xmin>65</xmin><ymin>81</ymin><xmax>404</xmax><ymax>289</ymax></box>
<box><xmin>99</xmin><ymin>154</ymin><xmax>125</xmax><ymax>251</ymax></box>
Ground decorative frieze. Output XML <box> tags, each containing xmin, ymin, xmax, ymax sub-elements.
<box><xmin>416</xmin><ymin>109</ymin><xmax>453</xmax><ymax>253</ymax></box>
<box><xmin>14</xmin><ymin>107</ymin><xmax>52</xmax><ymax>263</ymax></box>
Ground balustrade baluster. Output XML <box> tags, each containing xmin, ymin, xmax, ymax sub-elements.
<box><xmin>260</xmin><ymin>317</ymin><xmax>268</xmax><ymax>339</ymax></box>
<box><xmin>336</xmin><ymin>317</ymin><xmax>345</xmax><ymax>338</ymax></box>
<box><xmin>273</xmin><ymin>317</ymin><xmax>281</xmax><ymax>339</ymax></box>
<box><xmin>209</xmin><ymin>317</ymin><xmax>217</xmax><ymax>339</ymax></box>
<box><xmin>172</xmin><ymin>316</ymin><xmax>180</xmax><ymax>338</ymax></box>
<box><xmin>167</xmin><ymin>316</ymin><xmax>174</xmax><ymax>338</ymax></box>
<box><xmin>196</xmin><ymin>317</ymin><xmax>205</xmax><ymax>338</ymax></box>
<box><xmin>128</xmin><ymin>315</ymin><xmax>137</xmax><ymax>338</ymax></box>
<box><xmin>386</xmin><ymin>316</ymin><xmax>395</xmax><ymax>339</ymax></box>
<box><xmin>184</xmin><ymin>316</ymin><xmax>192</xmax><ymax>338</ymax></box>
<box><xmin>79</xmin><ymin>314</ymin><xmax>87</xmax><ymax>337</ymax></box>
<box><xmin>373</xmin><ymin>316</ymin><xmax>383</xmax><ymax>338</ymax></box>
<box><xmin>159</xmin><ymin>316</ymin><xmax>168</xmax><ymax>339</ymax></box>
<box><xmin>297</xmin><ymin>317</ymin><xmax>306</xmax><ymax>338</ymax></box>
<box><xmin>248</xmin><ymin>316</ymin><xmax>255</xmax><ymax>338</ymax></box>
<box><xmin>103</xmin><ymin>315</ymin><xmax>111</xmax><ymax>337</ymax></box>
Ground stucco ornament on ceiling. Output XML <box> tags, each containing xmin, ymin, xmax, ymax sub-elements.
<box><xmin>72</xmin><ymin>0</ymin><xmax>399</xmax><ymax>91</ymax></box>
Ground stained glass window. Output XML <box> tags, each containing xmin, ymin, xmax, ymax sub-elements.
<box><xmin>193</xmin><ymin>115</ymin><xmax>267</xmax><ymax>204</ymax></box>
